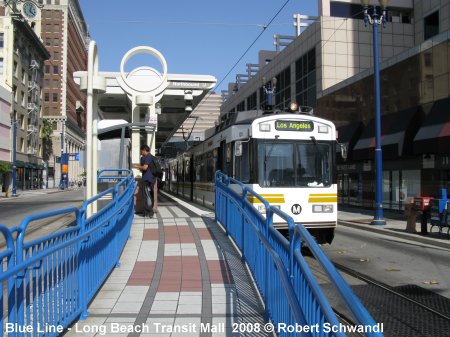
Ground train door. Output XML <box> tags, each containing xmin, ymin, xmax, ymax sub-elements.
<box><xmin>181</xmin><ymin>158</ymin><xmax>186</xmax><ymax>197</ymax></box>
<box><xmin>190</xmin><ymin>154</ymin><xmax>194</xmax><ymax>201</ymax></box>
<box><xmin>217</xmin><ymin>140</ymin><xmax>226</xmax><ymax>174</ymax></box>
<box><xmin>176</xmin><ymin>161</ymin><xmax>180</xmax><ymax>195</ymax></box>
<box><xmin>226</xmin><ymin>142</ymin><xmax>233</xmax><ymax>176</ymax></box>
<box><xmin>217</xmin><ymin>140</ymin><xmax>233</xmax><ymax>175</ymax></box>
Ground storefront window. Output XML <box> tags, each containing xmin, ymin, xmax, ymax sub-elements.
<box><xmin>403</xmin><ymin>170</ymin><xmax>420</xmax><ymax>199</ymax></box>
<box><xmin>382</xmin><ymin>171</ymin><xmax>391</xmax><ymax>209</ymax></box>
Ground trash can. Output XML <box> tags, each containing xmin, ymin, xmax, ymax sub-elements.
<box><xmin>404</xmin><ymin>197</ymin><xmax>417</xmax><ymax>233</ymax></box>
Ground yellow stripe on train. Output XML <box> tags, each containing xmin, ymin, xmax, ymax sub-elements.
<box><xmin>308</xmin><ymin>194</ymin><xmax>337</xmax><ymax>203</ymax></box>
<box><xmin>247</xmin><ymin>194</ymin><xmax>285</xmax><ymax>204</ymax></box>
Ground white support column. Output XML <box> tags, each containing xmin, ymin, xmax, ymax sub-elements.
<box><xmin>92</xmin><ymin>95</ymin><xmax>99</xmax><ymax>212</ymax></box>
<box><xmin>82</xmin><ymin>41</ymin><xmax>106</xmax><ymax>217</ymax></box>
<box><xmin>131</xmin><ymin>105</ymin><xmax>141</xmax><ymax>177</ymax></box>
<box><xmin>147</xmin><ymin>105</ymin><xmax>156</xmax><ymax>154</ymax></box>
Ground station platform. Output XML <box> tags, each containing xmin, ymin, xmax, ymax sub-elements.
<box><xmin>64</xmin><ymin>192</ymin><xmax>271</xmax><ymax>337</ymax></box>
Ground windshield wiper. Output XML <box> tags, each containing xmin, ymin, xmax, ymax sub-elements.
<box><xmin>264</xmin><ymin>144</ymin><xmax>276</xmax><ymax>187</ymax></box>
<box><xmin>309</xmin><ymin>136</ymin><xmax>329</xmax><ymax>185</ymax></box>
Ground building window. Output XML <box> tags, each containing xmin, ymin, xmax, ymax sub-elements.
<box><xmin>45</xmin><ymin>24</ymin><xmax>52</xmax><ymax>33</ymax></box>
<box><xmin>0</xmin><ymin>58</ymin><xmax>3</xmax><ymax>75</ymax></box>
<box><xmin>53</xmin><ymin>65</ymin><xmax>58</xmax><ymax>74</ymax></box>
<box><xmin>54</xmin><ymin>38</ymin><xmax>59</xmax><ymax>46</ymax></box>
<box><xmin>44</xmin><ymin>92</ymin><xmax>49</xmax><ymax>102</ymax></box>
<box><xmin>53</xmin><ymin>24</ymin><xmax>60</xmax><ymax>33</ymax></box>
<box><xmin>424</xmin><ymin>11</ymin><xmax>439</xmax><ymax>40</ymax></box>
<box><xmin>53</xmin><ymin>52</ymin><xmax>59</xmax><ymax>60</ymax></box>
<box><xmin>0</xmin><ymin>33</ymin><xmax>4</xmax><ymax>48</ymax></box>
<box><xmin>52</xmin><ymin>80</ymin><xmax>58</xmax><ymax>88</ymax></box>
<box><xmin>52</xmin><ymin>93</ymin><xmax>58</xmax><ymax>102</ymax></box>
<box><xmin>45</xmin><ymin>64</ymin><xmax>50</xmax><ymax>73</ymax></box>
<box><xmin>246</xmin><ymin>91</ymin><xmax>257</xmax><ymax>110</ymax></box>
<box><xmin>274</xmin><ymin>67</ymin><xmax>291</xmax><ymax>110</ymax></box>
<box><xmin>236</xmin><ymin>101</ymin><xmax>245</xmax><ymax>112</ymax></box>
<box><xmin>13</xmin><ymin>61</ymin><xmax>18</xmax><ymax>77</ymax></box>
<box><xmin>295</xmin><ymin>48</ymin><xmax>316</xmax><ymax>108</ymax></box>
<box><xmin>55</xmin><ymin>0</ymin><xmax>59</xmax><ymax>4</ymax></box>
<box><xmin>45</xmin><ymin>38</ymin><xmax>51</xmax><ymax>47</ymax></box>
<box><xmin>12</xmin><ymin>85</ymin><xmax>17</xmax><ymax>102</ymax></box>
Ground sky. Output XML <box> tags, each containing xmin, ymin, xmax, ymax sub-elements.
<box><xmin>78</xmin><ymin>0</ymin><xmax>318</xmax><ymax>93</ymax></box>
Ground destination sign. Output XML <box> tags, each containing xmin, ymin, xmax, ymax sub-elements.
<box><xmin>274</xmin><ymin>120</ymin><xmax>314</xmax><ymax>132</ymax></box>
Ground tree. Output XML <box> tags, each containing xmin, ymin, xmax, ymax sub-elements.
<box><xmin>42</xmin><ymin>119</ymin><xmax>54</xmax><ymax>161</ymax></box>
<box><xmin>0</xmin><ymin>162</ymin><xmax>12</xmax><ymax>173</ymax></box>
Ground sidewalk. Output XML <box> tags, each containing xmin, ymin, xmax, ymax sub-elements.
<box><xmin>0</xmin><ymin>186</ymin><xmax>80</xmax><ymax>201</ymax></box>
<box><xmin>64</xmin><ymin>192</ymin><xmax>270</xmax><ymax>337</ymax></box>
<box><xmin>338</xmin><ymin>206</ymin><xmax>450</xmax><ymax>249</ymax></box>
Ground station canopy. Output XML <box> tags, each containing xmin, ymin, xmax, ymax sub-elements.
<box><xmin>74</xmin><ymin>71</ymin><xmax>217</xmax><ymax>152</ymax></box>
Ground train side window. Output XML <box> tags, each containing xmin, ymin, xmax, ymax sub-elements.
<box><xmin>235</xmin><ymin>141</ymin><xmax>250</xmax><ymax>183</ymax></box>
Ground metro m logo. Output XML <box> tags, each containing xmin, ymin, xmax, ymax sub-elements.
<box><xmin>291</xmin><ymin>204</ymin><xmax>302</xmax><ymax>215</ymax></box>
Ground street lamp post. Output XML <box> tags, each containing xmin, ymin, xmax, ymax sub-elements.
<box><xmin>362</xmin><ymin>0</ymin><xmax>387</xmax><ymax>226</ymax></box>
<box><xmin>262</xmin><ymin>77</ymin><xmax>277</xmax><ymax>111</ymax></box>
<box><xmin>59</xmin><ymin>119</ymin><xmax>66</xmax><ymax>190</ymax></box>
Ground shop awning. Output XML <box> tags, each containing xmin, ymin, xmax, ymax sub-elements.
<box><xmin>414</xmin><ymin>97</ymin><xmax>450</xmax><ymax>154</ymax></box>
<box><xmin>353</xmin><ymin>107</ymin><xmax>424</xmax><ymax>160</ymax></box>
<box><xmin>336</xmin><ymin>121</ymin><xmax>363</xmax><ymax>162</ymax></box>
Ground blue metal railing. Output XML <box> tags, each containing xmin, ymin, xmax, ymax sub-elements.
<box><xmin>0</xmin><ymin>169</ymin><xmax>135</xmax><ymax>336</ymax></box>
<box><xmin>215</xmin><ymin>171</ymin><xmax>383</xmax><ymax>337</ymax></box>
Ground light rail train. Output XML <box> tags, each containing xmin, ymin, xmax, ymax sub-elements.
<box><xmin>166</xmin><ymin>105</ymin><xmax>342</xmax><ymax>243</ymax></box>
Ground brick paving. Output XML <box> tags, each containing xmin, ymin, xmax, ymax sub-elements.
<box><xmin>64</xmin><ymin>193</ymin><xmax>270</xmax><ymax>337</ymax></box>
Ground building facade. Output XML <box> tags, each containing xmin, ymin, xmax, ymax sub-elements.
<box><xmin>0</xmin><ymin>3</ymin><xmax>49</xmax><ymax>191</ymax></box>
<box><xmin>40</xmin><ymin>0</ymin><xmax>88</xmax><ymax>188</ymax></box>
<box><xmin>221</xmin><ymin>0</ymin><xmax>450</xmax><ymax>211</ymax></box>
<box><xmin>0</xmin><ymin>84</ymin><xmax>11</xmax><ymax>195</ymax></box>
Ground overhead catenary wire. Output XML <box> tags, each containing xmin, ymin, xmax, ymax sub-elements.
<box><xmin>170</xmin><ymin>7</ymin><xmax>367</xmax><ymax>143</ymax></box>
<box><xmin>161</xmin><ymin>0</ymin><xmax>292</xmax><ymax>148</ymax></box>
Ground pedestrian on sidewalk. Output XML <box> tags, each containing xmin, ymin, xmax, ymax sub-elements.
<box><xmin>132</xmin><ymin>145</ymin><xmax>158</xmax><ymax>218</ymax></box>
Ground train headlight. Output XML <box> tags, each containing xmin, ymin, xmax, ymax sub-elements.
<box><xmin>258</xmin><ymin>205</ymin><xmax>280</xmax><ymax>213</ymax></box>
<box><xmin>318</xmin><ymin>125</ymin><xmax>329</xmax><ymax>133</ymax></box>
<box><xmin>289</xmin><ymin>101</ymin><xmax>299</xmax><ymax>112</ymax></box>
<box><xmin>312</xmin><ymin>205</ymin><xmax>334</xmax><ymax>213</ymax></box>
<box><xmin>259</xmin><ymin>123</ymin><xmax>271</xmax><ymax>132</ymax></box>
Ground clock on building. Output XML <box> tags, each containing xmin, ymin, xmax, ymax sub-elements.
<box><xmin>22</xmin><ymin>2</ymin><xmax>37</xmax><ymax>19</ymax></box>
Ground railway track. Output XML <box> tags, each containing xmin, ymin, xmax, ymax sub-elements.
<box><xmin>0</xmin><ymin>210</ymin><xmax>78</xmax><ymax>249</ymax></box>
<box><xmin>306</xmin><ymin>254</ymin><xmax>450</xmax><ymax>337</ymax></box>
<box><xmin>334</xmin><ymin>262</ymin><xmax>450</xmax><ymax>322</ymax></box>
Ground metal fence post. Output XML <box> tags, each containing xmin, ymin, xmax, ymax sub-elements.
<box><xmin>241</xmin><ymin>185</ymin><xmax>247</xmax><ymax>262</ymax></box>
<box><xmin>78</xmin><ymin>207</ymin><xmax>89</xmax><ymax>320</ymax></box>
<box><xmin>264</xmin><ymin>206</ymin><xmax>273</xmax><ymax>321</ymax></box>
<box><xmin>113</xmin><ymin>185</ymin><xmax>121</xmax><ymax>268</ymax></box>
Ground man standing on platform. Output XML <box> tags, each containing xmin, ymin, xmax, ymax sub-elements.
<box><xmin>133</xmin><ymin>145</ymin><xmax>157</xmax><ymax>218</ymax></box>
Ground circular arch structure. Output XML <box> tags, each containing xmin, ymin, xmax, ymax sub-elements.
<box><xmin>119</xmin><ymin>46</ymin><xmax>168</xmax><ymax>96</ymax></box>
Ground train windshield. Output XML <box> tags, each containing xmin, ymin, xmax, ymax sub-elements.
<box><xmin>257</xmin><ymin>141</ymin><xmax>333</xmax><ymax>188</ymax></box>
